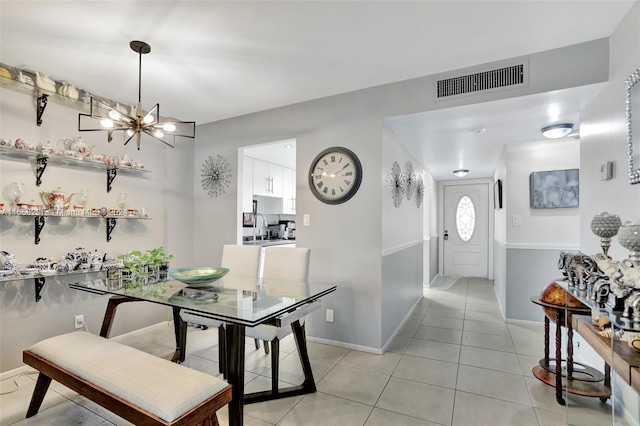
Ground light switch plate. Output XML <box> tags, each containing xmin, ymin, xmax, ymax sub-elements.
<box><xmin>303</xmin><ymin>214</ymin><xmax>310</xmax><ymax>226</ymax></box>
<box><xmin>512</xmin><ymin>215</ymin><xmax>522</xmax><ymax>227</ymax></box>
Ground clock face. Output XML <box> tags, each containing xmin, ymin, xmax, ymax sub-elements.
<box><xmin>308</xmin><ymin>147</ymin><xmax>362</xmax><ymax>204</ymax></box>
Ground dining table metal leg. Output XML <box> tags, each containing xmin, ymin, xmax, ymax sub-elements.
<box><xmin>172</xmin><ymin>307</ymin><xmax>186</xmax><ymax>363</ymax></box>
<box><xmin>226</xmin><ymin>323</ymin><xmax>246</xmax><ymax>426</ymax></box>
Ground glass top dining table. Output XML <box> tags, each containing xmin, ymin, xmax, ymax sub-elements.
<box><xmin>70</xmin><ymin>276</ymin><xmax>337</xmax><ymax>426</ymax></box>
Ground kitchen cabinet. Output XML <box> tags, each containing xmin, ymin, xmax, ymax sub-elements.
<box><xmin>252</xmin><ymin>158</ymin><xmax>283</xmax><ymax>197</ymax></box>
<box><xmin>282</xmin><ymin>167</ymin><xmax>296</xmax><ymax>214</ymax></box>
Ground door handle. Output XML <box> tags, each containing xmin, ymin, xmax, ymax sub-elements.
<box><xmin>444</xmin><ymin>230</ymin><xmax>449</xmax><ymax>240</ymax></box>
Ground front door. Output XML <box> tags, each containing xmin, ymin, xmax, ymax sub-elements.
<box><xmin>443</xmin><ymin>183</ymin><xmax>489</xmax><ymax>277</ymax></box>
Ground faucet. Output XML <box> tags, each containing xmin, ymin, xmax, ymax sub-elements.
<box><xmin>253</xmin><ymin>213</ymin><xmax>266</xmax><ymax>241</ymax></box>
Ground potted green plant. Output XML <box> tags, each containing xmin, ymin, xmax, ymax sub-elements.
<box><xmin>117</xmin><ymin>250</ymin><xmax>147</xmax><ymax>287</ymax></box>
<box><xmin>145</xmin><ymin>247</ymin><xmax>173</xmax><ymax>283</ymax></box>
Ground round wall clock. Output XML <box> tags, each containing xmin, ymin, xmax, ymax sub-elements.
<box><xmin>308</xmin><ymin>146</ymin><xmax>362</xmax><ymax>204</ymax></box>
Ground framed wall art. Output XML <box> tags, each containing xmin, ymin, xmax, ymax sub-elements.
<box><xmin>529</xmin><ymin>169</ymin><xmax>579</xmax><ymax>209</ymax></box>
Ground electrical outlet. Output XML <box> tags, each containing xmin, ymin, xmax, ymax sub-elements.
<box><xmin>74</xmin><ymin>314</ymin><xmax>84</xmax><ymax>330</ymax></box>
<box><xmin>326</xmin><ymin>309</ymin><xmax>334</xmax><ymax>323</ymax></box>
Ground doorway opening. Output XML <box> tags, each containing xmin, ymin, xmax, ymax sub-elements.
<box><xmin>237</xmin><ymin>139</ymin><xmax>296</xmax><ymax>244</ymax></box>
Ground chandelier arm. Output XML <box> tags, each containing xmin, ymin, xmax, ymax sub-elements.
<box><xmin>143</xmin><ymin>129</ymin><xmax>176</xmax><ymax>148</ymax></box>
<box><xmin>123</xmin><ymin>132</ymin><xmax>136</xmax><ymax>146</ymax></box>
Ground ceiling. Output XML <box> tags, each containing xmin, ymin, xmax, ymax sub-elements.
<box><xmin>0</xmin><ymin>1</ymin><xmax>635</xmax><ymax>180</ymax></box>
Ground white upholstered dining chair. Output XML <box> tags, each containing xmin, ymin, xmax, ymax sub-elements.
<box><xmin>179</xmin><ymin>244</ymin><xmax>261</xmax><ymax>372</ymax></box>
<box><xmin>244</xmin><ymin>246</ymin><xmax>321</xmax><ymax>392</ymax></box>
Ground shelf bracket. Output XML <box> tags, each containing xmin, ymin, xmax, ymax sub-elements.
<box><xmin>34</xmin><ymin>277</ymin><xmax>46</xmax><ymax>302</ymax></box>
<box><xmin>106</xmin><ymin>217</ymin><xmax>117</xmax><ymax>242</ymax></box>
<box><xmin>36</xmin><ymin>93</ymin><xmax>48</xmax><ymax>126</ymax></box>
<box><xmin>36</xmin><ymin>156</ymin><xmax>48</xmax><ymax>186</ymax></box>
<box><xmin>34</xmin><ymin>216</ymin><xmax>45</xmax><ymax>245</ymax></box>
<box><xmin>107</xmin><ymin>167</ymin><xmax>117</xmax><ymax>193</ymax></box>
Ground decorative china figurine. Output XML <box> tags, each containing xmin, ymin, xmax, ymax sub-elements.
<box><xmin>119</xmin><ymin>154</ymin><xmax>132</xmax><ymax>167</ymax></box>
<box><xmin>35</xmin><ymin>72</ymin><xmax>56</xmax><ymax>92</ymax></box>
<box><xmin>0</xmin><ymin>251</ymin><xmax>17</xmax><ymax>273</ymax></box>
<box><xmin>40</xmin><ymin>187</ymin><xmax>75</xmax><ymax>213</ymax></box>
<box><xmin>57</xmin><ymin>81</ymin><xmax>79</xmax><ymax>100</ymax></box>
<box><xmin>16</xmin><ymin>71</ymin><xmax>34</xmax><ymax>86</ymax></box>
<box><xmin>38</xmin><ymin>141</ymin><xmax>53</xmax><ymax>156</ymax></box>
<box><xmin>57</xmin><ymin>137</ymin><xmax>94</xmax><ymax>158</ymax></box>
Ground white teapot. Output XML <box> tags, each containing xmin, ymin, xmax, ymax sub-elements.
<box><xmin>70</xmin><ymin>137</ymin><xmax>94</xmax><ymax>158</ymax></box>
<box><xmin>119</xmin><ymin>154</ymin><xmax>132</xmax><ymax>167</ymax></box>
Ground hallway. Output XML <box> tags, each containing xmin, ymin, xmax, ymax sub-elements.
<box><xmin>0</xmin><ymin>277</ymin><xmax>622</xmax><ymax>425</ymax></box>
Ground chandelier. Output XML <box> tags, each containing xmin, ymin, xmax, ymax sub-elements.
<box><xmin>78</xmin><ymin>40</ymin><xmax>195</xmax><ymax>150</ymax></box>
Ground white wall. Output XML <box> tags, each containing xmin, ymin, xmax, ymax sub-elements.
<box><xmin>192</xmin><ymin>37</ymin><xmax>611</xmax><ymax>351</ymax></box>
<box><xmin>493</xmin><ymin>149</ymin><xmax>508</xmax><ymax>315</ymax></box>
<box><xmin>381</xmin><ymin>124</ymin><xmax>424</xmax><ymax>346</ymax></box>
<box><xmin>502</xmin><ymin>138</ymin><xmax>580</xmax><ymax>321</ymax></box>
<box><xmin>0</xmin><ymin>87</ymin><xmax>194</xmax><ymax>372</ymax></box>
<box><xmin>576</xmin><ymin>2</ymin><xmax>640</xmax><ymax>423</ymax></box>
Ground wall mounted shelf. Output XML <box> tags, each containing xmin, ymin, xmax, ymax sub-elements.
<box><xmin>0</xmin><ymin>147</ymin><xmax>151</xmax><ymax>192</ymax></box>
<box><xmin>0</xmin><ymin>66</ymin><xmax>111</xmax><ymax>126</ymax></box>
<box><xmin>0</xmin><ymin>269</ymin><xmax>106</xmax><ymax>302</ymax></box>
<box><xmin>1</xmin><ymin>213</ymin><xmax>151</xmax><ymax>244</ymax></box>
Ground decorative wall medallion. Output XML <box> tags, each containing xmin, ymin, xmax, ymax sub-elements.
<box><xmin>386</xmin><ymin>161</ymin><xmax>406</xmax><ymax>208</ymax></box>
<box><xmin>415</xmin><ymin>176</ymin><xmax>424</xmax><ymax>208</ymax></box>
<box><xmin>201</xmin><ymin>155</ymin><xmax>232</xmax><ymax>197</ymax></box>
<box><xmin>405</xmin><ymin>161</ymin><xmax>415</xmax><ymax>200</ymax></box>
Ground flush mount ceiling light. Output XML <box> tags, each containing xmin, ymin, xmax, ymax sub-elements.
<box><xmin>541</xmin><ymin>123</ymin><xmax>573</xmax><ymax>139</ymax></box>
<box><xmin>453</xmin><ymin>169</ymin><xmax>469</xmax><ymax>177</ymax></box>
<box><xmin>78</xmin><ymin>40</ymin><xmax>195</xmax><ymax>150</ymax></box>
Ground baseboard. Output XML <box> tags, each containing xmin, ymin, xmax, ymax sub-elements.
<box><xmin>0</xmin><ymin>365</ymin><xmax>34</xmax><ymax>381</ymax></box>
<box><xmin>505</xmin><ymin>318</ymin><xmax>544</xmax><ymax>326</ymax></box>
<box><xmin>307</xmin><ymin>336</ymin><xmax>382</xmax><ymax>355</ymax></box>
<box><xmin>380</xmin><ymin>297</ymin><xmax>424</xmax><ymax>353</ymax></box>
<box><xmin>111</xmin><ymin>320</ymin><xmax>172</xmax><ymax>339</ymax></box>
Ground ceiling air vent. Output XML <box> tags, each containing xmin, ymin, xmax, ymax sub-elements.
<box><xmin>437</xmin><ymin>64</ymin><xmax>524</xmax><ymax>98</ymax></box>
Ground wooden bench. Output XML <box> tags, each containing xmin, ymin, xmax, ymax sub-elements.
<box><xmin>23</xmin><ymin>331</ymin><xmax>232</xmax><ymax>426</ymax></box>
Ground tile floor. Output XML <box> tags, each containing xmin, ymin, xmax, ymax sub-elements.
<box><xmin>0</xmin><ymin>277</ymin><xmax>625</xmax><ymax>425</ymax></box>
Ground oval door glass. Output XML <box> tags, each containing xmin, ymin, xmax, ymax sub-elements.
<box><xmin>456</xmin><ymin>195</ymin><xmax>476</xmax><ymax>242</ymax></box>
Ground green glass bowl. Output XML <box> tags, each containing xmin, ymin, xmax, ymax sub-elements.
<box><xmin>169</xmin><ymin>267</ymin><xmax>229</xmax><ymax>288</ymax></box>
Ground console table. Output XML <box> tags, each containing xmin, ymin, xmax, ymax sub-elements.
<box><xmin>530</xmin><ymin>295</ymin><xmax>610</xmax><ymax>405</ymax></box>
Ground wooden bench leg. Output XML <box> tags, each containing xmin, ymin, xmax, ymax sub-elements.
<box><xmin>26</xmin><ymin>373</ymin><xmax>52</xmax><ymax>418</ymax></box>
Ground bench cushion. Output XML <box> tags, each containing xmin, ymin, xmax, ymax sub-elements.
<box><xmin>27</xmin><ymin>331</ymin><xmax>228</xmax><ymax>423</ymax></box>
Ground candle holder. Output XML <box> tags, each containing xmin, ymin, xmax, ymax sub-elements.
<box><xmin>590</xmin><ymin>212</ymin><xmax>622</xmax><ymax>257</ymax></box>
<box><xmin>618</xmin><ymin>222</ymin><xmax>640</xmax><ymax>266</ymax></box>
